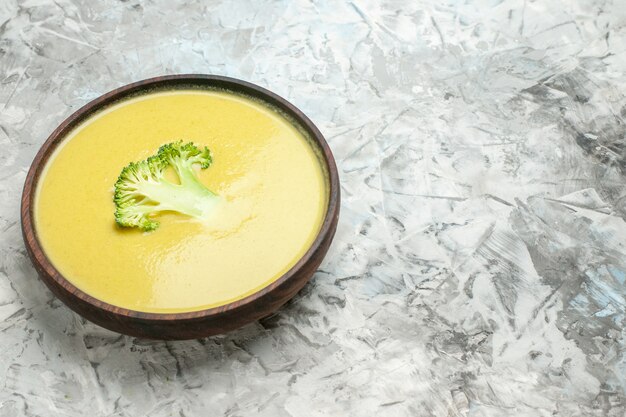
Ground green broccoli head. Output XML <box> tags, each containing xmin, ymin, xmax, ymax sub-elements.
<box><xmin>158</xmin><ymin>141</ymin><xmax>213</xmax><ymax>169</ymax></box>
<box><xmin>114</xmin><ymin>141</ymin><xmax>218</xmax><ymax>232</ymax></box>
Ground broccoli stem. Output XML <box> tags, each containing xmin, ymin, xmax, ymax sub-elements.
<box><xmin>134</xmin><ymin>179</ymin><xmax>218</xmax><ymax>218</ymax></box>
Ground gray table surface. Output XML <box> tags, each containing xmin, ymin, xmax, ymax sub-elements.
<box><xmin>1</xmin><ymin>1</ymin><xmax>625</xmax><ymax>416</ymax></box>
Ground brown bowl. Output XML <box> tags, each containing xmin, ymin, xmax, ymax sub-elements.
<box><xmin>21</xmin><ymin>74</ymin><xmax>340</xmax><ymax>340</ymax></box>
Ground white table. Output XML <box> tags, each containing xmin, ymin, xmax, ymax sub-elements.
<box><xmin>1</xmin><ymin>1</ymin><xmax>624</xmax><ymax>415</ymax></box>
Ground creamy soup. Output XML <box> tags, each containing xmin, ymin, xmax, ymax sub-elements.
<box><xmin>35</xmin><ymin>89</ymin><xmax>328</xmax><ymax>313</ymax></box>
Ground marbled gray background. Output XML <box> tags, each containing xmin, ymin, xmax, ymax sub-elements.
<box><xmin>1</xmin><ymin>0</ymin><xmax>625</xmax><ymax>416</ymax></box>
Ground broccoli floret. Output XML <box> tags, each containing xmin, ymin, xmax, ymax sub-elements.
<box><xmin>114</xmin><ymin>141</ymin><xmax>219</xmax><ymax>231</ymax></box>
